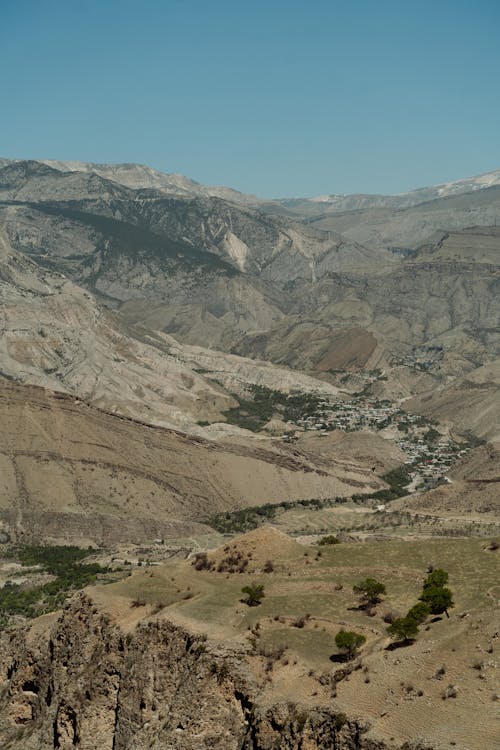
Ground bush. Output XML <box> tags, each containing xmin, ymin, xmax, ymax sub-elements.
<box><xmin>192</xmin><ymin>552</ymin><xmax>213</xmax><ymax>571</ymax></box>
<box><xmin>318</xmin><ymin>535</ymin><xmax>339</xmax><ymax>546</ymax></box>
<box><xmin>241</xmin><ymin>583</ymin><xmax>265</xmax><ymax>607</ymax></box>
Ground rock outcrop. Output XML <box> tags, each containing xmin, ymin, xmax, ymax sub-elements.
<box><xmin>0</xmin><ymin>595</ymin><xmax>392</xmax><ymax>750</ymax></box>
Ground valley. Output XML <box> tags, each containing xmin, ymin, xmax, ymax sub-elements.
<box><xmin>0</xmin><ymin>158</ymin><xmax>498</xmax><ymax>749</ymax></box>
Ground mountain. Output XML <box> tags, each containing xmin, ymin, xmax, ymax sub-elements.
<box><xmin>3</xmin><ymin>157</ymin><xmax>499</xmax><ymax>211</ymax></box>
<box><xmin>261</xmin><ymin>168</ymin><xmax>500</xmax><ymax>217</ymax></box>
<box><xmin>1</xmin><ymin>158</ymin><xmax>499</xmax><ymax>440</ymax></box>
<box><xmin>0</xmin><ymin>221</ymin><xmax>343</xmax><ymax>433</ymax></box>
<box><xmin>0</xmin><ymin>157</ymin><xmax>261</xmax><ymax>205</ymax></box>
<box><xmin>304</xmin><ymin>186</ymin><xmax>500</xmax><ymax>252</ymax></box>
<box><xmin>1</xmin><ymin>157</ymin><xmax>499</xmax><ymax>750</ymax></box>
<box><xmin>0</xmin><ymin>159</ymin><xmax>392</xmax><ymax>355</ymax></box>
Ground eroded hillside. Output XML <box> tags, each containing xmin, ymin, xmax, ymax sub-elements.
<box><xmin>0</xmin><ymin>381</ymin><xmax>385</xmax><ymax>545</ymax></box>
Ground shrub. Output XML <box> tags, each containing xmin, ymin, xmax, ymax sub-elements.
<box><xmin>130</xmin><ymin>599</ymin><xmax>146</xmax><ymax>608</ymax></box>
<box><xmin>193</xmin><ymin>552</ymin><xmax>213</xmax><ymax>571</ymax></box>
<box><xmin>241</xmin><ymin>583</ymin><xmax>265</xmax><ymax>607</ymax></box>
<box><xmin>318</xmin><ymin>535</ymin><xmax>339</xmax><ymax>546</ymax></box>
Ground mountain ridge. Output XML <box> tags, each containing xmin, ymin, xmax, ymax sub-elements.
<box><xmin>1</xmin><ymin>156</ymin><xmax>499</xmax><ymax>209</ymax></box>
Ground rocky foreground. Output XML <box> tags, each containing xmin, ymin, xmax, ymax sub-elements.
<box><xmin>0</xmin><ymin>595</ymin><xmax>405</xmax><ymax>750</ymax></box>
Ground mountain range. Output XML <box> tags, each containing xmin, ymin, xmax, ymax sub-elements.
<box><xmin>0</xmin><ymin>158</ymin><xmax>499</xmax><ymax>750</ymax></box>
<box><xmin>1</xmin><ymin>157</ymin><xmax>498</xmax><ymax>439</ymax></box>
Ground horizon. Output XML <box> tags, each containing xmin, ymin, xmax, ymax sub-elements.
<box><xmin>1</xmin><ymin>0</ymin><xmax>499</xmax><ymax>197</ymax></box>
<box><xmin>2</xmin><ymin>155</ymin><xmax>500</xmax><ymax>200</ymax></box>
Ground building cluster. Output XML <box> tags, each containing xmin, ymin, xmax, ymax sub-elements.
<box><xmin>291</xmin><ymin>395</ymin><xmax>470</xmax><ymax>491</ymax></box>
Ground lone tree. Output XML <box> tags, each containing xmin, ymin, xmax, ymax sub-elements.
<box><xmin>387</xmin><ymin>616</ymin><xmax>419</xmax><ymax>644</ymax></box>
<box><xmin>353</xmin><ymin>577</ymin><xmax>386</xmax><ymax>608</ymax></box>
<box><xmin>419</xmin><ymin>586</ymin><xmax>454</xmax><ymax>618</ymax></box>
<box><xmin>241</xmin><ymin>583</ymin><xmax>265</xmax><ymax>607</ymax></box>
<box><xmin>335</xmin><ymin>629</ymin><xmax>366</xmax><ymax>660</ymax></box>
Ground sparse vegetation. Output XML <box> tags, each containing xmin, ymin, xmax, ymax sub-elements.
<box><xmin>208</xmin><ymin>496</ymin><xmax>340</xmax><ymax>534</ymax></box>
<box><xmin>223</xmin><ymin>385</ymin><xmax>322</xmax><ymax>432</ymax></box>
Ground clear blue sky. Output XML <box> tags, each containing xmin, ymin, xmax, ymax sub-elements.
<box><xmin>1</xmin><ymin>0</ymin><xmax>499</xmax><ymax>197</ymax></box>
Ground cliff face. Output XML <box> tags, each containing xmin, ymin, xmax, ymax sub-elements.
<box><xmin>0</xmin><ymin>596</ymin><xmax>393</xmax><ymax>750</ymax></box>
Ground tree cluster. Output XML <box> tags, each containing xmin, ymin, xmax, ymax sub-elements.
<box><xmin>387</xmin><ymin>568</ymin><xmax>454</xmax><ymax>644</ymax></box>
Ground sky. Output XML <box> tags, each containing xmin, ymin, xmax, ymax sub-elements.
<box><xmin>1</xmin><ymin>0</ymin><xmax>499</xmax><ymax>197</ymax></box>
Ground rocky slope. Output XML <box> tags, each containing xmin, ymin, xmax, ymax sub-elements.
<box><xmin>1</xmin><ymin>528</ymin><xmax>498</xmax><ymax>750</ymax></box>
<box><xmin>305</xmin><ymin>187</ymin><xmax>500</xmax><ymax>252</ymax></box>
<box><xmin>0</xmin><ymin>595</ymin><xmax>383</xmax><ymax>750</ymax></box>
<box><xmin>0</xmin><ymin>221</ymin><xmax>344</xmax><ymax>434</ymax></box>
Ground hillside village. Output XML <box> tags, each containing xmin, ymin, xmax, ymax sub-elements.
<box><xmin>292</xmin><ymin>392</ymin><xmax>472</xmax><ymax>492</ymax></box>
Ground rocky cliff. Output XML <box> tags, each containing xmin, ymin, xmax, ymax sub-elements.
<box><xmin>0</xmin><ymin>595</ymin><xmax>396</xmax><ymax>750</ymax></box>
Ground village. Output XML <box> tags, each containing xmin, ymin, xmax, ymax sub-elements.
<box><xmin>293</xmin><ymin>394</ymin><xmax>471</xmax><ymax>493</ymax></box>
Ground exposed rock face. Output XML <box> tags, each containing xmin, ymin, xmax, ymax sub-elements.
<box><xmin>2</xmin><ymin>160</ymin><xmax>497</xmax><ymax>375</ymax></box>
<box><xmin>0</xmin><ymin>596</ymin><xmax>394</xmax><ymax>749</ymax></box>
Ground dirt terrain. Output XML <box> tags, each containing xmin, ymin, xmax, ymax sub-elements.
<box><xmin>0</xmin><ymin>380</ymin><xmax>386</xmax><ymax>545</ymax></box>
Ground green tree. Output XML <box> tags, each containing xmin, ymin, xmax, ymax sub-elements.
<box><xmin>419</xmin><ymin>586</ymin><xmax>454</xmax><ymax>618</ymax></box>
<box><xmin>335</xmin><ymin>629</ymin><xmax>366</xmax><ymax>660</ymax></box>
<box><xmin>241</xmin><ymin>583</ymin><xmax>265</xmax><ymax>607</ymax></box>
<box><xmin>353</xmin><ymin>577</ymin><xmax>386</xmax><ymax>607</ymax></box>
<box><xmin>407</xmin><ymin>601</ymin><xmax>430</xmax><ymax>624</ymax></box>
<box><xmin>387</xmin><ymin>616</ymin><xmax>419</xmax><ymax>643</ymax></box>
<box><xmin>423</xmin><ymin>569</ymin><xmax>449</xmax><ymax>589</ymax></box>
